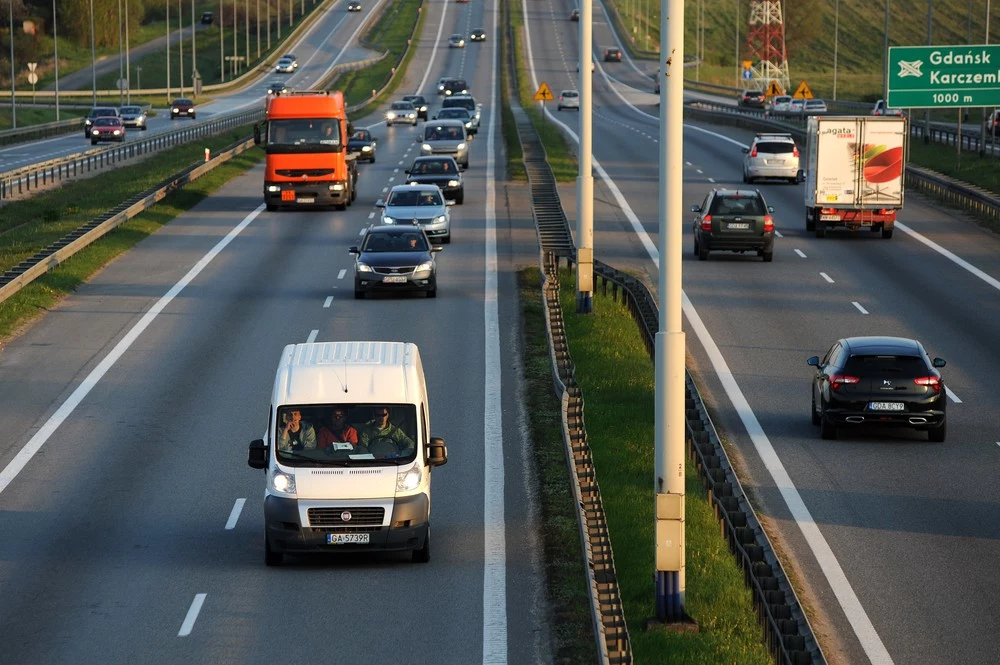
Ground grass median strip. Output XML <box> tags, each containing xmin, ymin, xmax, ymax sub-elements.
<box><xmin>531</xmin><ymin>266</ymin><xmax>770</xmax><ymax>664</ymax></box>
<box><xmin>0</xmin><ymin>126</ymin><xmax>263</xmax><ymax>341</ymax></box>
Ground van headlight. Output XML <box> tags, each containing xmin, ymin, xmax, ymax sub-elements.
<box><xmin>421</xmin><ymin>143</ymin><xmax>432</xmax><ymax>151</ymax></box>
<box><xmin>270</xmin><ymin>469</ymin><xmax>297</xmax><ymax>496</ymax></box>
<box><xmin>447</xmin><ymin>180</ymin><xmax>460</xmax><ymax>187</ymax></box>
<box><xmin>361</xmin><ymin>145</ymin><xmax>372</xmax><ymax>151</ymax></box>
<box><xmin>382</xmin><ymin>216</ymin><xmax>395</xmax><ymax>224</ymax></box>
<box><xmin>330</xmin><ymin>183</ymin><xmax>344</xmax><ymax>191</ymax></box>
<box><xmin>396</xmin><ymin>465</ymin><xmax>422</xmax><ymax>491</ymax></box>
<box><xmin>457</xmin><ymin>142</ymin><xmax>467</xmax><ymax>150</ymax></box>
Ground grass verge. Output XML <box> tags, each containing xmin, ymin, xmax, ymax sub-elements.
<box><xmin>540</xmin><ymin>267</ymin><xmax>772</xmax><ymax>664</ymax></box>
<box><xmin>499</xmin><ymin>0</ymin><xmax>525</xmax><ymax>182</ymax></box>
<box><xmin>0</xmin><ymin>107</ymin><xmax>89</xmax><ymax>130</ymax></box>
<box><xmin>0</xmin><ymin>126</ymin><xmax>263</xmax><ymax>340</ymax></box>
<box><xmin>334</xmin><ymin>0</ymin><xmax>426</xmax><ymax>113</ymax></box>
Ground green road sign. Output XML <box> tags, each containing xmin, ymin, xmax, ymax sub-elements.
<box><xmin>887</xmin><ymin>45</ymin><xmax>1000</xmax><ymax>108</ymax></box>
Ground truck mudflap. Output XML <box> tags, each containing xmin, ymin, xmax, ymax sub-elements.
<box><xmin>807</xmin><ymin>206</ymin><xmax>897</xmax><ymax>239</ymax></box>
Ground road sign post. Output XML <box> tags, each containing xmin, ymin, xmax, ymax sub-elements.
<box><xmin>533</xmin><ymin>82</ymin><xmax>554</xmax><ymax>123</ymax></box>
<box><xmin>888</xmin><ymin>45</ymin><xmax>1000</xmax><ymax>108</ymax></box>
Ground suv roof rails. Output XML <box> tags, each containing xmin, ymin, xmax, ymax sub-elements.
<box><xmin>754</xmin><ymin>132</ymin><xmax>793</xmax><ymax>138</ymax></box>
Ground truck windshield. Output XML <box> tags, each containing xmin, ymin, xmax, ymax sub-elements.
<box><xmin>275</xmin><ymin>404</ymin><xmax>418</xmax><ymax>466</ymax></box>
<box><xmin>267</xmin><ymin>118</ymin><xmax>342</xmax><ymax>152</ymax></box>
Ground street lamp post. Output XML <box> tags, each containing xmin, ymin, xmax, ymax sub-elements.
<box><xmin>166</xmin><ymin>0</ymin><xmax>172</xmax><ymax>100</ymax></box>
<box><xmin>245</xmin><ymin>0</ymin><xmax>250</xmax><ymax>68</ymax></box>
<box><xmin>179</xmin><ymin>0</ymin><xmax>184</xmax><ymax>96</ymax></box>
<box><xmin>53</xmin><ymin>0</ymin><xmax>60</xmax><ymax>120</ymax></box>
<box><xmin>118</xmin><ymin>0</ymin><xmax>124</xmax><ymax>106</ymax></box>
<box><xmin>125</xmin><ymin>0</ymin><xmax>131</xmax><ymax>102</ymax></box>
<box><xmin>219</xmin><ymin>0</ymin><xmax>225</xmax><ymax>82</ymax></box>
<box><xmin>232</xmin><ymin>0</ymin><xmax>237</xmax><ymax>77</ymax></box>
<box><xmin>8</xmin><ymin>0</ymin><xmax>15</xmax><ymax>129</ymax></box>
<box><xmin>256</xmin><ymin>0</ymin><xmax>260</xmax><ymax>59</ymax></box>
<box><xmin>90</xmin><ymin>0</ymin><xmax>96</xmax><ymax>106</ymax></box>
<box><xmin>192</xmin><ymin>0</ymin><xmax>197</xmax><ymax>91</ymax></box>
<box><xmin>833</xmin><ymin>0</ymin><xmax>839</xmax><ymax>100</ymax></box>
<box><xmin>882</xmin><ymin>0</ymin><xmax>889</xmax><ymax>101</ymax></box>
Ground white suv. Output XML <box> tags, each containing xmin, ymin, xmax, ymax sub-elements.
<box><xmin>742</xmin><ymin>133</ymin><xmax>802</xmax><ymax>185</ymax></box>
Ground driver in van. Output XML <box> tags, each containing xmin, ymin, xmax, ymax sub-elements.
<box><xmin>277</xmin><ymin>409</ymin><xmax>317</xmax><ymax>451</ymax></box>
<box><xmin>360</xmin><ymin>407</ymin><xmax>414</xmax><ymax>454</ymax></box>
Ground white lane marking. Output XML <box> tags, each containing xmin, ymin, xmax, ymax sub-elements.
<box><xmin>368</xmin><ymin>212</ymin><xmax>375</xmax><ymax>219</ymax></box>
<box><xmin>178</xmin><ymin>594</ymin><xmax>207</xmax><ymax>637</ymax></box>
<box><xmin>225</xmin><ymin>499</ymin><xmax>246</xmax><ymax>530</ymax></box>
<box><xmin>707</xmin><ymin>178</ymin><xmax>715</xmax><ymax>183</ymax></box>
<box><xmin>820</xmin><ymin>272</ymin><xmax>835</xmax><ymax>283</ymax></box>
<box><xmin>696</xmin><ymin>169</ymin><xmax>703</xmax><ymax>174</ymax></box>
<box><xmin>852</xmin><ymin>301</ymin><xmax>869</xmax><ymax>314</ymax></box>
<box><xmin>685</xmin><ymin>161</ymin><xmax>692</xmax><ymax>166</ymax></box>
<box><xmin>307</xmin><ymin>329</ymin><xmax>319</xmax><ymax>343</ymax></box>
<box><xmin>323</xmin><ymin>296</ymin><xmax>333</xmax><ymax>308</ymax></box>
<box><xmin>774</xmin><ymin>230</ymin><xmax>784</xmax><ymax>238</ymax></box>
<box><xmin>946</xmin><ymin>387</ymin><xmax>962</xmax><ymax>404</ymax></box>
<box><xmin>483</xmin><ymin>0</ymin><xmax>507</xmax><ymax>661</ymax></box>
<box><xmin>794</xmin><ymin>249</ymin><xmax>807</xmax><ymax>258</ymax></box>
<box><xmin>0</xmin><ymin>204</ymin><xmax>266</xmax><ymax>497</ymax></box>
<box><xmin>393</xmin><ymin>168</ymin><xmax>399</xmax><ymax>174</ymax></box>
<box><xmin>337</xmin><ymin>269</ymin><xmax>347</xmax><ymax>280</ymax></box>
<box><xmin>382</xmin><ymin>187</ymin><xmax>388</xmax><ymax>193</ymax></box>
<box><xmin>389</xmin><ymin>176</ymin><xmax>395</xmax><ymax>182</ymax></box>
<box><xmin>522</xmin><ymin>16</ymin><xmax>895</xmax><ymax>664</ymax></box>
<box><xmin>896</xmin><ymin>221</ymin><xmax>1000</xmax><ymax>294</ymax></box>
<box><xmin>359</xmin><ymin>228</ymin><xmax>367</xmax><ymax>235</ymax></box>
<box><xmin>399</xmin><ymin>160</ymin><xmax>405</xmax><ymax>165</ymax></box>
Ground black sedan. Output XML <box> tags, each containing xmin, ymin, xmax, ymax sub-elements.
<box><xmin>351</xmin><ymin>225</ymin><xmax>441</xmax><ymax>299</ymax></box>
<box><xmin>348</xmin><ymin>128</ymin><xmax>377</xmax><ymax>162</ymax></box>
<box><xmin>402</xmin><ymin>94</ymin><xmax>429</xmax><ymax>120</ymax></box>
<box><xmin>347</xmin><ymin>0</ymin><xmax>362</xmax><ymax>10</ymax></box>
<box><xmin>470</xmin><ymin>29</ymin><xmax>486</xmax><ymax>42</ymax></box>
<box><xmin>405</xmin><ymin>156</ymin><xmax>464</xmax><ymax>203</ymax></box>
<box><xmin>808</xmin><ymin>336</ymin><xmax>947</xmax><ymax>442</ymax></box>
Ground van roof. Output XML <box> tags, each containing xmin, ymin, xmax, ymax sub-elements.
<box><xmin>274</xmin><ymin>341</ymin><xmax>422</xmax><ymax>406</ymax></box>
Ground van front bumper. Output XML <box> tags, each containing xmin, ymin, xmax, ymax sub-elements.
<box><xmin>264</xmin><ymin>494</ymin><xmax>429</xmax><ymax>554</ymax></box>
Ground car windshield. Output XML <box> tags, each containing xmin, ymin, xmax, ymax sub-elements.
<box><xmin>275</xmin><ymin>404</ymin><xmax>418</xmax><ymax>466</ymax></box>
<box><xmin>425</xmin><ymin>125</ymin><xmax>463</xmax><ymax>140</ymax></box>
<box><xmin>410</xmin><ymin>160</ymin><xmax>453</xmax><ymax>174</ymax></box>
<box><xmin>387</xmin><ymin>189</ymin><xmax>442</xmax><ymax>206</ymax></box>
<box><xmin>352</xmin><ymin>130</ymin><xmax>371</xmax><ymax>141</ymax></box>
<box><xmin>755</xmin><ymin>141</ymin><xmax>794</xmax><ymax>154</ymax></box>
<box><xmin>173</xmin><ymin>99</ymin><xmax>192</xmax><ymax>106</ymax></box>
<box><xmin>391</xmin><ymin>102</ymin><xmax>413</xmax><ymax>110</ymax></box>
<box><xmin>91</xmin><ymin>108</ymin><xmax>117</xmax><ymax>117</ymax></box>
<box><xmin>843</xmin><ymin>355</ymin><xmax>926</xmax><ymax>375</ymax></box>
<box><xmin>267</xmin><ymin>118</ymin><xmax>342</xmax><ymax>148</ymax></box>
<box><xmin>362</xmin><ymin>231</ymin><xmax>430</xmax><ymax>252</ymax></box>
<box><xmin>444</xmin><ymin>99</ymin><xmax>475</xmax><ymax>111</ymax></box>
<box><xmin>120</xmin><ymin>106</ymin><xmax>141</xmax><ymax>114</ymax></box>
<box><xmin>711</xmin><ymin>196</ymin><xmax>765</xmax><ymax>216</ymax></box>
<box><xmin>448</xmin><ymin>79</ymin><xmax>467</xmax><ymax>89</ymax></box>
<box><xmin>404</xmin><ymin>95</ymin><xmax>424</xmax><ymax>104</ymax></box>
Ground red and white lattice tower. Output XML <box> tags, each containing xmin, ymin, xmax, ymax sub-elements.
<box><xmin>745</xmin><ymin>1</ymin><xmax>790</xmax><ymax>94</ymax></box>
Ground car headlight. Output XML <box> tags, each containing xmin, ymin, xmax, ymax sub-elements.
<box><xmin>91</xmin><ymin>130</ymin><xmax>99</xmax><ymax>135</ymax></box>
<box><xmin>85</xmin><ymin>120</ymin><xmax>92</xmax><ymax>126</ymax></box>
<box><xmin>415</xmin><ymin>261</ymin><xmax>434</xmax><ymax>272</ymax></box>
<box><xmin>361</xmin><ymin>145</ymin><xmax>372</xmax><ymax>151</ymax></box>
<box><xmin>270</xmin><ymin>468</ymin><xmax>297</xmax><ymax>496</ymax></box>
<box><xmin>421</xmin><ymin>143</ymin><xmax>432</xmax><ymax>151</ymax></box>
<box><xmin>465</xmin><ymin>121</ymin><xmax>472</xmax><ymax>128</ymax></box>
<box><xmin>113</xmin><ymin>130</ymin><xmax>121</xmax><ymax>135</ymax></box>
<box><xmin>382</xmin><ymin>216</ymin><xmax>395</xmax><ymax>224</ymax></box>
<box><xmin>267</xmin><ymin>89</ymin><xmax>275</xmax><ymax>94</ymax></box>
<box><xmin>172</xmin><ymin>107</ymin><xmax>179</xmax><ymax>113</ymax></box>
<box><xmin>420</xmin><ymin>105</ymin><xmax>428</xmax><ymax>112</ymax></box>
<box><xmin>432</xmin><ymin>215</ymin><xmax>446</xmax><ymax>224</ymax></box>
<box><xmin>356</xmin><ymin>262</ymin><xmax>373</xmax><ymax>272</ymax></box>
<box><xmin>448</xmin><ymin>179</ymin><xmax>460</xmax><ymax>187</ymax></box>
<box><xmin>396</xmin><ymin>464</ymin><xmax>422</xmax><ymax>491</ymax></box>
<box><xmin>457</xmin><ymin>142</ymin><xmax>467</xmax><ymax>150</ymax></box>
<box><xmin>387</xmin><ymin>112</ymin><xmax>396</xmax><ymax>119</ymax></box>
<box><xmin>267</xmin><ymin>185</ymin><xmax>281</xmax><ymax>192</ymax></box>
<box><xmin>330</xmin><ymin>183</ymin><xmax>344</xmax><ymax>191</ymax></box>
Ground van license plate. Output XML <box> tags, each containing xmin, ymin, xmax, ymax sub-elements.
<box><xmin>328</xmin><ymin>533</ymin><xmax>370</xmax><ymax>545</ymax></box>
<box><xmin>383</xmin><ymin>276</ymin><xmax>407</xmax><ymax>283</ymax></box>
<box><xmin>869</xmin><ymin>402</ymin><xmax>904</xmax><ymax>411</ymax></box>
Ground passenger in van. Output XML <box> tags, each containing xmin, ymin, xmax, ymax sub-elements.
<box><xmin>360</xmin><ymin>407</ymin><xmax>415</xmax><ymax>455</ymax></box>
<box><xmin>317</xmin><ymin>407</ymin><xmax>359</xmax><ymax>448</ymax></box>
<box><xmin>277</xmin><ymin>409</ymin><xmax>317</xmax><ymax>451</ymax></box>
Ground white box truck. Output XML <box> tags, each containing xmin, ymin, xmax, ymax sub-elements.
<box><xmin>804</xmin><ymin>115</ymin><xmax>907</xmax><ymax>239</ymax></box>
<box><xmin>248</xmin><ymin>341</ymin><xmax>448</xmax><ymax>565</ymax></box>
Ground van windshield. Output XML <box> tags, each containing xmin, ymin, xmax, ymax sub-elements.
<box><xmin>275</xmin><ymin>404</ymin><xmax>417</xmax><ymax>466</ymax></box>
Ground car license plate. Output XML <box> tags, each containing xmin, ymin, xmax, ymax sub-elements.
<box><xmin>820</xmin><ymin>214</ymin><xmax>840</xmax><ymax>221</ymax></box>
<box><xmin>727</xmin><ymin>222</ymin><xmax>750</xmax><ymax>230</ymax></box>
<box><xmin>383</xmin><ymin>275</ymin><xmax>407</xmax><ymax>283</ymax></box>
<box><xmin>869</xmin><ymin>402</ymin><xmax>904</xmax><ymax>411</ymax></box>
<box><xmin>297</xmin><ymin>197</ymin><xmax>315</xmax><ymax>204</ymax></box>
<box><xmin>281</xmin><ymin>190</ymin><xmax>295</xmax><ymax>201</ymax></box>
<box><xmin>328</xmin><ymin>533</ymin><xmax>370</xmax><ymax>545</ymax></box>
<box><xmin>769</xmin><ymin>160</ymin><xmax>785</xmax><ymax>165</ymax></box>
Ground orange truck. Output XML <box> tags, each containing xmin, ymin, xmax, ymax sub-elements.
<box><xmin>254</xmin><ymin>91</ymin><xmax>358</xmax><ymax>211</ymax></box>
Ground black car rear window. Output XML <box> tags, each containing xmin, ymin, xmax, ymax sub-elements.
<box><xmin>842</xmin><ymin>355</ymin><xmax>926</xmax><ymax>375</ymax></box>
<box><xmin>754</xmin><ymin>142</ymin><xmax>794</xmax><ymax>154</ymax></box>
<box><xmin>710</xmin><ymin>196</ymin><xmax>765</xmax><ymax>216</ymax></box>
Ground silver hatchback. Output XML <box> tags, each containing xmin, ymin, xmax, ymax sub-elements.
<box><xmin>377</xmin><ymin>184</ymin><xmax>455</xmax><ymax>243</ymax></box>
<box><xmin>742</xmin><ymin>132</ymin><xmax>802</xmax><ymax>184</ymax></box>
<box><xmin>418</xmin><ymin>120</ymin><xmax>469</xmax><ymax>169</ymax></box>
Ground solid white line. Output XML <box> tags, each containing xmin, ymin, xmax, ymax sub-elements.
<box><xmin>337</xmin><ymin>269</ymin><xmax>347</xmax><ymax>280</ymax></box>
<box><xmin>0</xmin><ymin>204</ymin><xmax>266</xmax><ymax>497</ymax></box>
<box><xmin>225</xmin><ymin>498</ymin><xmax>246</xmax><ymax>530</ymax></box>
<box><xmin>820</xmin><ymin>272</ymin><xmax>835</xmax><ymax>283</ymax></box>
<box><xmin>896</xmin><ymin>221</ymin><xmax>1000</xmax><ymax>293</ymax></box>
<box><xmin>522</xmin><ymin>19</ymin><xmax>894</xmax><ymax>663</ymax></box>
<box><xmin>946</xmin><ymin>387</ymin><xmax>962</xmax><ymax>404</ymax></box>
<box><xmin>482</xmin><ymin>0</ymin><xmax>506</xmax><ymax>661</ymax></box>
<box><xmin>323</xmin><ymin>296</ymin><xmax>333</xmax><ymax>308</ymax></box>
<box><xmin>852</xmin><ymin>301</ymin><xmax>869</xmax><ymax>315</ymax></box>
<box><xmin>178</xmin><ymin>593</ymin><xmax>207</xmax><ymax>637</ymax></box>
<box><xmin>307</xmin><ymin>329</ymin><xmax>319</xmax><ymax>343</ymax></box>
<box><xmin>794</xmin><ymin>249</ymin><xmax>806</xmax><ymax>258</ymax></box>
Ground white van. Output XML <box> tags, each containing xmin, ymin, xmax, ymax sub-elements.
<box><xmin>248</xmin><ymin>341</ymin><xmax>448</xmax><ymax>565</ymax></box>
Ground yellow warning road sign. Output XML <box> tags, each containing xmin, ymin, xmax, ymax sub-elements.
<box><xmin>766</xmin><ymin>81</ymin><xmax>783</xmax><ymax>97</ymax></box>
<box><xmin>533</xmin><ymin>82</ymin><xmax>554</xmax><ymax>102</ymax></box>
<box><xmin>743</xmin><ymin>60</ymin><xmax>753</xmax><ymax>70</ymax></box>
<box><xmin>793</xmin><ymin>80</ymin><xmax>814</xmax><ymax>99</ymax></box>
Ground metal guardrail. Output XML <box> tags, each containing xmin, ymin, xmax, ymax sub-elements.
<box><xmin>0</xmin><ymin>108</ymin><xmax>263</xmax><ymax>201</ymax></box>
<box><xmin>0</xmin><ymin>135</ymin><xmax>255</xmax><ymax>306</ymax></box>
<box><xmin>0</xmin><ymin>116</ymin><xmax>85</xmax><ymax>146</ymax></box>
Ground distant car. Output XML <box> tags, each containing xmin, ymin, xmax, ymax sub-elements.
<box><xmin>872</xmin><ymin>99</ymin><xmax>906</xmax><ymax>117</ymax></box>
<box><xmin>739</xmin><ymin>90</ymin><xmax>766</xmax><ymax>108</ymax></box>
<box><xmin>441</xmin><ymin>94</ymin><xmax>480</xmax><ymax>127</ymax></box>
<box><xmin>442</xmin><ymin>78</ymin><xmax>469</xmax><ymax>96</ymax></box>
<box><xmin>170</xmin><ymin>98</ymin><xmax>195</xmax><ymax>119</ymax></box>
<box><xmin>386</xmin><ymin>100</ymin><xmax>419</xmax><ymax>126</ymax></box>
<box><xmin>470</xmin><ymin>29</ymin><xmax>486</xmax><ymax>42</ymax></box>
<box><xmin>557</xmin><ymin>89</ymin><xmax>580</xmax><ymax>111</ymax></box>
<box><xmin>448</xmin><ymin>34</ymin><xmax>466</xmax><ymax>48</ymax></box>
<box><xmin>405</xmin><ymin>155</ymin><xmax>464</xmax><ymax>204</ymax></box>
<box><xmin>266</xmin><ymin>80</ymin><xmax>288</xmax><ymax>95</ymax></box>
<box><xmin>768</xmin><ymin>95</ymin><xmax>792</xmax><ymax>113</ymax></box>
<box><xmin>275</xmin><ymin>57</ymin><xmax>295</xmax><ymax>73</ymax></box>
<box><xmin>808</xmin><ymin>336</ymin><xmax>947</xmax><ymax>442</ymax></box>
<box><xmin>402</xmin><ymin>94</ymin><xmax>429</xmax><ymax>120</ymax></box>
<box><xmin>434</xmin><ymin>107</ymin><xmax>477</xmax><ymax>135</ymax></box>
<box><xmin>84</xmin><ymin>106</ymin><xmax>119</xmax><ymax>136</ymax></box>
<box><xmin>348</xmin><ymin>128</ymin><xmax>377</xmax><ymax>162</ymax></box>
<box><xmin>420</xmin><ymin>119</ymin><xmax>469</xmax><ymax>169</ymax></box>
<box><xmin>377</xmin><ymin>183</ymin><xmax>454</xmax><ymax>244</ymax></box>
<box><xmin>990</xmin><ymin>109</ymin><xmax>1000</xmax><ymax>137</ymax></box>
<box><xmin>89</xmin><ymin>117</ymin><xmax>125</xmax><ymax>145</ymax></box>
<box><xmin>200</xmin><ymin>11</ymin><xmax>213</xmax><ymax>24</ymax></box>
<box><xmin>456</xmin><ymin>0</ymin><xmax>469</xmax><ymax>3</ymax></box>
<box><xmin>804</xmin><ymin>99</ymin><xmax>828</xmax><ymax>115</ymax></box>
<box><xmin>570</xmin><ymin>8</ymin><xmax>579</xmax><ymax>20</ymax></box>
<box><xmin>436</xmin><ymin>77</ymin><xmax>450</xmax><ymax>95</ymax></box>
<box><xmin>347</xmin><ymin>1</ymin><xmax>362</xmax><ymax>10</ymax></box>
<box><xmin>117</xmin><ymin>105</ymin><xmax>147</xmax><ymax>130</ymax></box>
<box><xmin>742</xmin><ymin>132</ymin><xmax>801</xmax><ymax>184</ymax></box>
<box><xmin>691</xmin><ymin>188</ymin><xmax>775</xmax><ymax>262</ymax></box>
<box><xmin>603</xmin><ymin>48</ymin><xmax>623</xmax><ymax>62</ymax></box>
<box><xmin>350</xmin><ymin>224</ymin><xmax>442</xmax><ymax>299</ymax></box>
<box><xmin>787</xmin><ymin>98</ymin><xmax>805</xmax><ymax>114</ymax></box>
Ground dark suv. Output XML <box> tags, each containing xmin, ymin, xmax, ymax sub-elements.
<box><xmin>84</xmin><ymin>107</ymin><xmax>119</xmax><ymax>136</ymax></box>
<box><xmin>691</xmin><ymin>188</ymin><xmax>775</xmax><ymax>262</ymax></box>
<box><xmin>442</xmin><ymin>78</ymin><xmax>469</xmax><ymax>96</ymax></box>
<box><xmin>402</xmin><ymin>94</ymin><xmax>429</xmax><ymax>120</ymax></box>
<box><xmin>739</xmin><ymin>90</ymin><xmax>766</xmax><ymax>108</ymax></box>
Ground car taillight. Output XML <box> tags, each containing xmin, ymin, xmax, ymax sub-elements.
<box><xmin>830</xmin><ymin>375</ymin><xmax>860</xmax><ymax>391</ymax></box>
<box><xmin>700</xmin><ymin>215</ymin><xmax>712</xmax><ymax>231</ymax></box>
<box><xmin>750</xmin><ymin>147</ymin><xmax>757</xmax><ymax>157</ymax></box>
<box><xmin>763</xmin><ymin>215</ymin><xmax>774</xmax><ymax>232</ymax></box>
<box><xmin>792</xmin><ymin>146</ymin><xmax>799</xmax><ymax>158</ymax></box>
<box><xmin>914</xmin><ymin>376</ymin><xmax>942</xmax><ymax>393</ymax></box>
<box><xmin>559</xmin><ymin>96</ymin><xmax>564</xmax><ymax>101</ymax></box>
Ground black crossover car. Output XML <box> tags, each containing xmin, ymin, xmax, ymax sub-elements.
<box><xmin>347</xmin><ymin>128</ymin><xmax>377</xmax><ymax>162</ymax></box>
<box><xmin>405</xmin><ymin>156</ymin><xmax>464</xmax><ymax>203</ymax></box>
<box><xmin>691</xmin><ymin>188</ymin><xmax>775</xmax><ymax>262</ymax></box>
<box><xmin>351</xmin><ymin>225</ymin><xmax>442</xmax><ymax>298</ymax></box>
<box><xmin>402</xmin><ymin>94</ymin><xmax>429</xmax><ymax>120</ymax></box>
<box><xmin>808</xmin><ymin>337</ymin><xmax>947</xmax><ymax>442</ymax></box>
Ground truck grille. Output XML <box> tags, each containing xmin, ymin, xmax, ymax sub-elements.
<box><xmin>308</xmin><ymin>506</ymin><xmax>385</xmax><ymax>527</ymax></box>
<box><xmin>276</xmin><ymin>169</ymin><xmax>335</xmax><ymax>177</ymax></box>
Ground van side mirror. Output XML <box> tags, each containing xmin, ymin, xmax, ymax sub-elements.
<box><xmin>932</xmin><ymin>358</ymin><xmax>946</xmax><ymax>368</ymax></box>
<box><xmin>426</xmin><ymin>437</ymin><xmax>448</xmax><ymax>466</ymax></box>
<box><xmin>248</xmin><ymin>438</ymin><xmax>268</xmax><ymax>469</ymax></box>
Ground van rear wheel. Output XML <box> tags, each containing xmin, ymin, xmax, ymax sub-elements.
<box><xmin>412</xmin><ymin>526</ymin><xmax>430</xmax><ymax>563</ymax></box>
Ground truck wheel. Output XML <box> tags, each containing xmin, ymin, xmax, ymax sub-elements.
<box><xmin>805</xmin><ymin>210</ymin><xmax>815</xmax><ymax>232</ymax></box>
<box><xmin>881</xmin><ymin>225</ymin><xmax>894</xmax><ymax>239</ymax></box>
<box><xmin>412</xmin><ymin>526</ymin><xmax>431</xmax><ymax>562</ymax></box>
<box><xmin>264</xmin><ymin>537</ymin><xmax>283</xmax><ymax>566</ymax></box>
<box><xmin>815</xmin><ymin>221</ymin><xmax>826</xmax><ymax>238</ymax></box>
